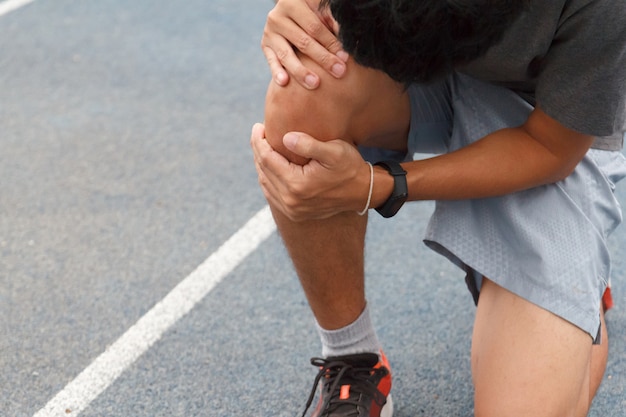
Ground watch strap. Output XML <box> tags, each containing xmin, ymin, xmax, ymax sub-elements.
<box><xmin>374</xmin><ymin>160</ymin><xmax>408</xmax><ymax>218</ymax></box>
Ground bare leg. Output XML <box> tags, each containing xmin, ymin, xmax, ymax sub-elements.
<box><xmin>472</xmin><ymin>278</ymin><xmax>595</xmax><ymax>417</ymax></box>
<box><xmin>263</xmin><ymin>56</ymin><xmax>409</xmax><ymax>329</ymax></box>
<box><xmin>269</xmin><ymin>208</ymin><xmax>368</xmax><ymax>329</ymax></box>
<box><xmin>588</xmin><ymin>307</ymin><xmax>608</xmax><ymax>406</ymax></box>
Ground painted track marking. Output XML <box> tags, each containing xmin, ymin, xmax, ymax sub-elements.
<box><xmin>0</xmin><ymin>0</ymin><xmax>36</xmax><ymax>16</ymax></box>
<box><xmin>32</xmin><ymin>206</ymin><xmax>275</xmax><ymax>417</ymax></box>
<box><xmin>1</xmin><ymin>2</ymin><xmax>275</xmax><ymax>415</ymax></box>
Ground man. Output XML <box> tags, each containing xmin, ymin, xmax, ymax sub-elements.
<box><xmin>251</xmin><ymin>0</ymin><xmax>626</xmax><ymax>415</ymax></box>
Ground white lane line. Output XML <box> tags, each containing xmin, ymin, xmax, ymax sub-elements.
<box><xmin>0</xmin><ymin>0</ymin><xmax>36</xmax><ymax>16</ymax></box>
<box><xmin>32</xmin><ymin>205</ymin><xmax>276</xmax><ymax>417</ymax></box>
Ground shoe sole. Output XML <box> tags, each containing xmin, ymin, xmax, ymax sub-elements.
<box><xmin>381</xmin><ymin>394</ymin><xmax>393</xmax><ymax>417</ymax></box>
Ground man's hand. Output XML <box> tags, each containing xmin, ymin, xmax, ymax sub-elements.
<box><xmin>262</xmin><ymin>0</ymin><xmax>348</xmax><ymax>89</ymax></box>
<box><xmin>251</xmin><ymin>123</ymin><xmax>371</xmax><ymax>221</ymax></box>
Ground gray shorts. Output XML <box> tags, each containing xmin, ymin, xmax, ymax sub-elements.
<box><xmin>361</xmin><ymin>73</ymin><xmax>626</xmax><ymax>342</ymax></box>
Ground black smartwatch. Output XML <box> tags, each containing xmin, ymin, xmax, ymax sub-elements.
<box><xmin>374</xmin><ymin>160</ymin><xmax>408</xmax><ymax>218</ymax></box>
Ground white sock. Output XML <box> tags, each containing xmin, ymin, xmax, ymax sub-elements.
<box><xmin>315</xmin><ymin>303</ymin><xmax>382</xmax><ymax>358</ymax></box>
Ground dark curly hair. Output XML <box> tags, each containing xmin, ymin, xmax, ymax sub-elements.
<box><xmin>319</xmin><ymin>0</ymin><xmax>529</xmax><ymax>84</ymax></box>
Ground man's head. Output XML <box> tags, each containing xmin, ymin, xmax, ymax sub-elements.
<box><xmin>319</xmin><ymin>0</ymin><xmax>529</xmax><ymax>84</ymax></box>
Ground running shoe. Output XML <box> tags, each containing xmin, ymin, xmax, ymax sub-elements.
<box><xmin>300</xmin><ymin>352</ymin><xmax>393</xmax><ymax>417</ymax></box>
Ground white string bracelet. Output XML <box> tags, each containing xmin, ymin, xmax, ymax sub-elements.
<box><xmin>357</xmin><ymin>161</ymin><xmax>374</xmax><ymax>216</ymax></box>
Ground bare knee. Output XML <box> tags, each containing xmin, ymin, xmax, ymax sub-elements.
<box><xmin>264</xmin><ymin>74</ymin><xmax>352</xmax><ymax>165</ymax></box>
<box><xmin>263</xmin><ymin>55</ymin><xmax>409</xmax><ymax>165</ymax></box>
<box><xmin>265</xmin><ymin>56</ymin><xmax>362</xmax><ymax>164</ymax></box>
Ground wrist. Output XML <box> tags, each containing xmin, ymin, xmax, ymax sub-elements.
<box><xmin>356</xmin><ymin>162</ymin><xmax>374</xmax><ymax>216</ymax></box>
<box><xmin>371</xmin><ymin>165</ymin><xmax>395</xmax><ymax>208</ymax></box>
<box><xmin>372</xmin><ymin>161</ymin><xmax>408</xmax><ymax>218</ymax></box>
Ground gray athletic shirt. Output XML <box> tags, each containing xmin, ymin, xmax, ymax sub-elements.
<box><xmin>459</xmin><ymin>0</ymin><xmax>626</xmax><ymax>150</ymax></box>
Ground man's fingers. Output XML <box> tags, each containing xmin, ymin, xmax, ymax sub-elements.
<box><xmin>250</xmin><ymin>123</ymin><xmax>267</xmax><ymax>154</ymax></box>
<box><xmin>251</xmin><ymin>124</ymin><xmax>287</xmax><ymax>208</ymax></box>
<box><xmin>251</xmin><ymin>123</ymin><xmax>277</xmax><ymax>171</ymax></box>
<box><xmin>282</xmin><ymin>132</ymin><xmax>313</xmax><ymax>159</ymax></box>
<box><xmin>251</xmin><ymin>123</ymin><xmax>292</xmax><ymax>186</ymax></box>
<box><xmin>262</xmin><ymin>1</ymin><xmax>348</xmax><ymax>89</ymax></box>
<box><xmin>262</xmin><ymin>34</ymin><xmax>320</xmax><ymax>89</ymax></box>
<box><xmin>289</xmin><ymin>23</ymin><xmax>347</xmax><ymax>83</ymax></box>
<box><xmin>262</xmin><ymin>46</ymin><xmax>289</xmax><ymax>86</ymax></box>
<box><xmin>251</xmin><ymin>122</ymin><xmax>265</xmax><ymax>138</ymax></box>
<box><xmin>282</xmin><ymin>132</ymin><xmax>345</xmax><ymax>165</ymax></box>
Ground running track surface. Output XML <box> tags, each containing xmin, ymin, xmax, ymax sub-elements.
<box><xmin>1</xmin><ymin>1</ymin><xmax>626</xmax><ymax>416</ymax></box>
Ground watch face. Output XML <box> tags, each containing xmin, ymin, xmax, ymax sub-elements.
<box><xmin>389</xmin><ymin>194</ymin><xmax>407</xmax><ymax>214</ymax></box>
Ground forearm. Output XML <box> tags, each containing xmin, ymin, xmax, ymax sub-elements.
<box><xmin>370</xmin><ymin>110</ymin><xmax>595</xmax><ymax>206</ymax></box>
<box><xmin>409</xmin><ymin>127</ymin><xmax>579</xmax><ymax>200</ymax></box>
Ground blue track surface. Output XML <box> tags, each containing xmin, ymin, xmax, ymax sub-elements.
<box><xmin>1</xmin><ymin>1</ymin><xmax>625</xmax><ymax>416</ymax></box>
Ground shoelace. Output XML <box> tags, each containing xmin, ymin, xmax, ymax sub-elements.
<box><xmin>300</xmin><ymin>357</ymin><xmax>387</xmax><ymax>417</ymax></box>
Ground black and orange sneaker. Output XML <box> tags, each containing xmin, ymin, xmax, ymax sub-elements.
<box><xmin>300</xmin><ymin>352</ymin><xmax>393</xmax><ymax>417</ymax></box>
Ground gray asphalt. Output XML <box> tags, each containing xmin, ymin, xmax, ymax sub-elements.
<box><xmin>1</xmin><ymin>1</ymin><xmax>625</xmax><ymax>416</ymax></box>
